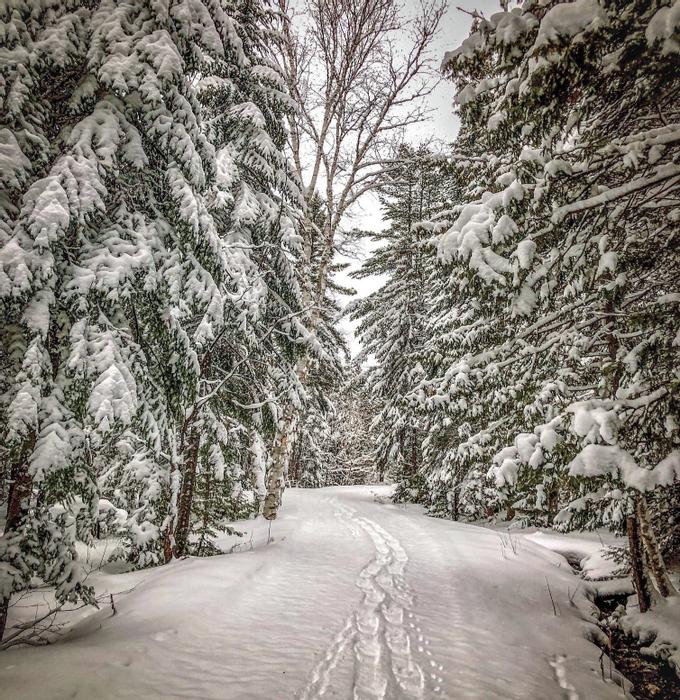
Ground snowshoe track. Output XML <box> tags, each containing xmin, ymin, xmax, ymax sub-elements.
<box><xmin>299</xmin><ymin>499</ymin><xmax>434</xmax><ymax>699</ymax></box>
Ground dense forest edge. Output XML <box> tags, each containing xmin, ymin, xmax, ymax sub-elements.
<box><xmin>0</xmin><ymin>0</ymin><xmax>679</xmax><ymax>690</ymax></box>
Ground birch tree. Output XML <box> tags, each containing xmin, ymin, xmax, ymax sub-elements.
<box><xmin>262</xmin><ymin>0</ymin><xmax>446</xmax><ymax>519</ymax></box>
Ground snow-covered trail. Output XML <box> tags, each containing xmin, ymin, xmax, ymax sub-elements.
<box><xmin>2</xmin><ymin>486</ymin><xmax>626</xmax><ymax>700</ymax></box>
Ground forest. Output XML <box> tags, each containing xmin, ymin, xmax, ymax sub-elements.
<box><xmin>0</xmin><ymin>1</ymin><xmax>679</xmax><ymax>698</ymax></box>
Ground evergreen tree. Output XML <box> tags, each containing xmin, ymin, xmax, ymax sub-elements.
<box><xmin>352</xmin><ymin>147</ymin><xmax>453</xmax><ymax>498</ymax></box>
<box><xmin>157</xmin><ymin>0</ymin><xmax>309</xmax><ymax>562</ymax></box>
<box><xmin>291</xmin><ymin>361</ymin><xmax>379</xmax><ymax>488</ymax></box>
<box><xmin>410</xmin><ymin>0</ymin><xmax>679</xmax><ymax>605</ymax></box>
<box><xmin>0</xmin><ymin>0</ymin><xmax>309</xmax><ymax>638</ymax></box>
<box><xmin>0</xmin><ymin>0</ymin><xmax>243</xmax><ymax>639</ymax></box>
<box><xmin>330</xmin><ymin>364</ymin><xmax>380</xmax><ymax>486</ymax></box>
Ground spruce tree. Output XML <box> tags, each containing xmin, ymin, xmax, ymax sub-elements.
<box><xmin>417</xmin><ymin>0</ymin><xmax>680</xmax><ymax>603</ymax></box>
<box><xmin>158</xmin><ymin>0</ymin><xmax>309</xmax><ymax>561</ymax></box>
<box><xmin>352</xmin><ymin>147</ymin><xmax>453</xmax><ymax>498</ymax></box>
<box><xmin>0</xmin><ymin>0</ymin><xmax>246</xmax><ymax>638</ymax></box>
<box><xmin>0</xmin><ymin>0</ymin><xmax>309</xmax><ymax>638</ymax></box>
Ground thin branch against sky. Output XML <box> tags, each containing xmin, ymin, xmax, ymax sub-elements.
<box><xmin>337</xmin><ymin>1</ymin><xmax>503</xmax><ymax>356</ymax></box>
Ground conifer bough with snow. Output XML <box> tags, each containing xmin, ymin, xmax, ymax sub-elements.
<box><xmin>1</xmin><ymin>1</ymin><xmax>679</xmax><ymax>698</ymax></box>
<box><xmin>0</xmin><ymin>0</ymin><xmax>308</xmax><ymax>637</ymax></box>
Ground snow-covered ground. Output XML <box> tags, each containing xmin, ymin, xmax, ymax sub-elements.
<box><xmin>2</xmin><ymin>486</ymin><xmax>630</xmax><ymax>699</ymax></box>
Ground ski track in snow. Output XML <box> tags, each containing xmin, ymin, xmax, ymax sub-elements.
<box><xmin>300</xmin><ymin>498</ymin><xmax>440</xmax><ymax>700</ymax></box>
<box><xmin>2</xmin><ymin>486</ymin><xmax>631</xmax><ymax>700</ymax></box>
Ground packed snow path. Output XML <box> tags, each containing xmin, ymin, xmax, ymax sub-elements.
<box><xmin>2</xmin><ymin>486</ymin><xmax>626</xmax><ymax>699</ymax></box>
<box><xmin>301</xmin><ymin>498</ymin><xmax>434</xmax><ymax>699</ymax></box>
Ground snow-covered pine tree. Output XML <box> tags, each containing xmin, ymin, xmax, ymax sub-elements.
<box><xmin>189</xmin><ymin>410</ymin><xmax>256</xmax><ymax>557</ymax></box>
<box><xmin>0</xmin><ymin>0</ymin><xmax>238</xmax><ymax>637</ymax></box>
<box><xmin>156</xmin><ymin>0</ymin><xmax>311</xmax><ymax>561</ymax></box>
<box><xmin>291</xmin><ymin>360</ymin><xmax>380</xmax><ymax>488</ymax></box>
<box><xmin>352</xmin><ymin>146</ymin><xmax>452</xmax><ymax>500</ymax></box>
<box><xmin>330</xmin><ymin>364</ymin><xmax>380</xmax><ymax>486</ymax></box>
<box><xmin>402</xmin><ymin>150</ymin><xmax>514</xmax><ymax>521</ymax></box>
<box><xmin>0</xmin><ymin>0</ymin><xmax>308</xmax><ymax>638</ymax></box>
<box><xmin>290</xmin><ymin>404</ymin><xmax>336</xmax><ymax>487</ymax></box>
<box><xmin>91</xmin><ymin>0</ymin><xmax>311</xmax><ymax>565</ymax></box>
<box><xmin>435</xmin><ymin>0</ymin><xmax>679</xmax><ymax>602</ymax></box>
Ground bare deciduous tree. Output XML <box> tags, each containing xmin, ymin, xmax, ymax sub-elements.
<box><xmin>263</xmin><ymin>0</ymin><xmax>445</xmax><ymax>519</ymax></box>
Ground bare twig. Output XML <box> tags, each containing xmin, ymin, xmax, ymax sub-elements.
<box><xmin>545</xmin><ymin>577</ymin><xmax>559</xmax><ymax>616</ymax></box>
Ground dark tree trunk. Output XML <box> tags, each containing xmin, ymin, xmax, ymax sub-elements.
<box><xmin>163</xmin><ymin>523</ymin><xmax>174</xmax><ymax>564</ymax></box>
<box><xmin>173</xmin><ymin>429</ymin><xmax>201</xmax><ymax>558</ymax></box>
<box><xmin>0</xmin><ymin>599</ymin><xmax>8</xmax><ymax>644</ymax></box>
<box><xmin>452</xmin><ymin>487</ymin><xmax>459</xmax><ymax>521</ymax></box>
<box><xmin>411</xmin><ymin>430</ymin><xmax>418</xmax><ymax>476</ymax></box>
<box><xmin>0</xmin><ymin>459</ymin><xmax>33</xmax><ymax>641</ymax></box>
<box><xmin>5</xmin><ymin>460</ymin><xmax>32</xmax><ymax>533</ymax></box>
<box><xmin>627</xmin><ymin>512</ymin><xmax>652</xmax><ymax>613</ymax></box>
<box><xmin>603</xmin><ymin>299</ymin><xmax>622</xmax><ymax>395</ymax></box>
<box><xmin>547</xmin><ymin>486</ymin><xmax>559</xmax><ymax>525</ymax></box>
<box><xmin>289</xmin><ymin>439</ymin><xmax>301</xmax><ymax>485</ymax></box>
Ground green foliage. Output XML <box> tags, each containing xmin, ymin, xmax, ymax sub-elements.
<box><xmin>361</xmin><ymin>2</ymin><xmax>679</xmax><ymax>535</ymax></box>
<box><xmin>0</xmin><ymin>0</ymin><xmax>309</xmax><ymax>624</ymax></box>
<box><xmin>352</xmin><ymin>146</ymin><xmax>455</xmax><ymax>493</ymax></box>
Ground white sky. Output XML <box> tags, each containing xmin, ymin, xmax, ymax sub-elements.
<box><xmin>335</xmin><ymin>1</ymin><xmax>500</xmax><ymax>356</ymax></box>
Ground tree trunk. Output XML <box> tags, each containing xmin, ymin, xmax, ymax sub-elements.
<box><xmin>636</xmin><ymin>494</ymin><xmax>677</xmax><ymax>599</ymax></box>
<box><xmin>627</xmin><ymin>511</ymin><xmax>652</xmax><ymax>613</ymax></box>
<box><xmin>0</xmin><ymin>597</ymin><xmax>8</xmax><ymax>644</ymax></box>
<box><xmin>603</xmin><ymin>299</ymin><xmax>622</xmax><ymax>396</ymax></box>
<box><xmin>547</xmin><ymin>483</ymin><xmax>559</xmax><ymax>525</ymax></box>
<box><xmin>163</xmin><ymin>520</ymin><xmax>174</xmax><ymax>564</ymax></box>
<box><xmin>163</xmin><ymin>419</ymin><xmax>199</xmax><ymax>563</ymax></box>
<box><xmin>289</xmin><ymin>438</ymin><xmax>302</xmax><ymax>485</ymax></box>
<box><xmin>262</xmin><ymin>332</ymin><xmax>314</xmax><ymax>520</ymax></box>
<box><xmin>0</xmin><ymin>459</ymin><xmax>33</xmax><ymax>641</ymax></box>
<box><xmin>261</xmin><ymin>206</ymin><xmax>323</xmax><ymax>522</ymax></box>
<box><xmin>172</xmin><ymin>429</ymin><xmax>201</xmax><ymax>558</ymax></box>
<box><xmin>411</xmin><ymin>429</ymin><xmax>418</xmax><ymax>476</ymax></box>
<box><xmin>5</xmin><ymin>461</ymin><xmax>32</xmax><ymax>533</ymax></box>
<box><xmin>263</xmin><ymin>404</ymin><xmax>297</xmax><ymax>520</ymax></box>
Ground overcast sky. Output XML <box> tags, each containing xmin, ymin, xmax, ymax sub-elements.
<box><xmin>335</xmin><ymin>1</ymin><xmax>501</xmax><ymax>356</ymax></box>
